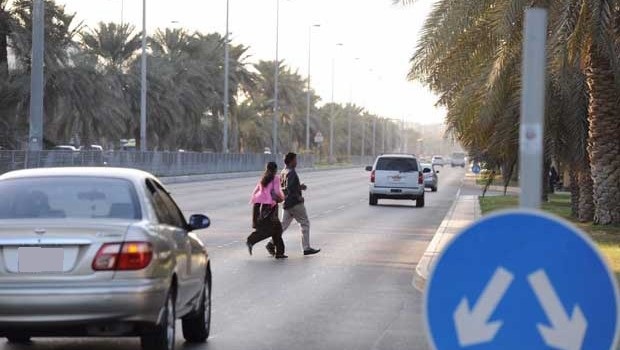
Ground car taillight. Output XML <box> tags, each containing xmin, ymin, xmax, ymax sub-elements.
<box><xmin>418</xmin><ymin>172</ymin><xmax>424</xmax><ymax>185</ymax></box>
<box><xmin>370</xmin><ymin>170</ymin><xmax>376</xmax><ymax>183</ymax></box>
<box><xmin>93</xmin><ymin>242</ymin><xmax>153</xmax><ymax>271</ymax></box>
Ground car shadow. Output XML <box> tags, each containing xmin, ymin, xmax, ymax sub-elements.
<box><xmin>375</xmin><ymin>204</ymin><xmax>417</xmax><ymax>209</ymax></box>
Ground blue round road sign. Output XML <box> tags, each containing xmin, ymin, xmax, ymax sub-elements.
<box><xmin>472</xmin><ymin>164</ymin><xmax>481</xmax><ymax>174</ymax></box>
<box><xmin>425</xmin><ymin>210</ymin><xmax>619</xmax><ymax>350</ymax></box>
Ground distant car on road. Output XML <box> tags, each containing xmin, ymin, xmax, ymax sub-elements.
<box><xmin>0</xmin><ymin>168</ymin><xmax>213</xmax><ymax>350</ymax></box>
<box><xmin>80</xmin><ymin>144</ymin><xmax>104</xmax><ymax>152</ymax></box>
<box><xmin>52</xmin><ymin>145</ymin><xmax>79</xmax><ymax>152</ymax></box>
<box><xmin>421</xmin><ymin>163</ymin><xmax>439</xmax><ymax>192</ymax></box>
<box><xmin>451</xmin><ymin>152</ymin><xmax>466</xmax><ymax>168</ymax></box>
<box><xmin>366</xmin><ymin>154</ymin><xmax>425</xmax><ymax>207</ymax></box>
<box><xmin>431</xmin><ymin>155</ymin><xmax>445</xmax><ymax>167</ymax></box>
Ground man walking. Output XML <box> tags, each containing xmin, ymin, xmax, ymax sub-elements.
<box><xmin>266</xmin><ymin>152</ymin><xmax>320</xmax><ymax>256</ymax></box>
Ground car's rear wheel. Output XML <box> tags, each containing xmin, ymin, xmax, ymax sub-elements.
<box><xmin>431</xmin><ymin>186</ymin><xmax>438</xmax><ymax>192</ymax></box>
<box><xmin>369</xmin><ymin>194</ymin><xmax>378</xmax><ymax>206</ymax></box>
<box><xmin>6</xmin><ymin>335</ymin><xmax>31</xmax><ymax>344</ymax></box>
<box><xmin>416</xmin><ymin>196</ymin><xmax>425</xmax><ymax>208</ymax></box>
<box><xmin>182</xmin><ymin>270</ymin><xmax>211</xmax><ymax>343</ymax></box>
<box><xmin>141</xmin><ymin>290</ymin><xmax>176</xmax><ymax>350</ymax></box>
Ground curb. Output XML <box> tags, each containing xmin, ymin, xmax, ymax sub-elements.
<box><xmin>413</xmin><ymin>194</ymin><xmax>481</xmax><ymax>293</ymax></box>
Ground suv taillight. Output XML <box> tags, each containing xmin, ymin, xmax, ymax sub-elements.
<box><xmin>370</xmin><ymin>170</ymin><xmax>376</xmax><ymax>183</ymax></box>
<box><xmin>93</xmin><ymin>242</ymin><xmax>153</xmax><ymax>271</ymax></box>
<box><xmin>418</xmin><ymin>171</ymin><xmax>424</xmax><ymax>185</ymax></box>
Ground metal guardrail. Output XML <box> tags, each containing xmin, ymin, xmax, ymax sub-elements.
<box><xmin>0</xmin><ymin>151</ymin><xmax>377</xmax><ymax>177</ymax></box>
<box><xmin>0</xmin><ymin>151</ymin><xmax>317</xmax><ymax>177</ymax></box>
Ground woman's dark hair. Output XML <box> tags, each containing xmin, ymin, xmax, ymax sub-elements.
<box><xmin>261</xmin><ymin>161</ymin><xmax>278</xmax><ymax>187</ymax></box>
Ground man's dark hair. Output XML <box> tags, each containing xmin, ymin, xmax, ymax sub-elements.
<box><xmin>284</xmin><ymin>152</ymin><xmax>297</xmax><ymax>166</ymax></box>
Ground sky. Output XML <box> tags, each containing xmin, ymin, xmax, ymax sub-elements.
<box><xmin>55</xmin><ymin>0</ymin><xmax>446</xmax><ymax>125</ymax></box>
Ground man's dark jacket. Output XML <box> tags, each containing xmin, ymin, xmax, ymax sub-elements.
<box><xmin>281</xmin><ymin>167</ymin><xmax>303</xmax><ymax>210</ymax></box>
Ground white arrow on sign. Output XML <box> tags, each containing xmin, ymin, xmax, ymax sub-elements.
<box><xmin>453</xmin><ymin>267</ymin><xmax>514</xmax><ymax>347</ymax></box>
<box><xmin>528</xmin><ymin>270</ymin><xmax>587</xmax><ymax>350</ymax></box>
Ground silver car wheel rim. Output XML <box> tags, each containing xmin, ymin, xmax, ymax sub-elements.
<box><xmin>166</xmin><ymin>296</ymin><xmax>174</xmax><ymax>349</ymax></box>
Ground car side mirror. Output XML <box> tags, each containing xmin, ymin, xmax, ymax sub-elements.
<box><xmin>365</xmin><ymin>166</ymin><xmax>373</xmax><ymax>172</ymax></box>
<box><xmin>436</xmin><ymin>170</ymin><xmax>440</xmax><ymax>174</ymax></box>
<box><xmin>188</xmin><ymin>214</ymin><xmax>211</xmax><ymax>231</ymax></box>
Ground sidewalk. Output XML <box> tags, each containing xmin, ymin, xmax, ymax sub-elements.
<box><xmin>413</xmin><ymin>194</ymin><xmax>481</xmax><ymax>292</ymax></box>
<box><xmin>465</xmin><ymin>173</ymin><xmax>520</xmax><ymax>194</ymax></box>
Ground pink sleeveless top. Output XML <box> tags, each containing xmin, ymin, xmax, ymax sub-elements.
<box><xmin>250</xmin><ymin>175</ymin><xmax>284</xmax><ymax>205</ymax></box>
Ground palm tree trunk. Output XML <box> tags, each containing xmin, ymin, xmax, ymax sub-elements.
<box><xmin>570</xmin><ymin>167</ymin><xmax>579</xmax><ymax>218</ymax></box>
<box><xmin>585</xmin><ymin>45</ymin><xmax>620</xmax><ymax>224</ymax></box>
<box><xmin>0</xmin><ymin>5</ymin><xmax>10</xmax><ymax>78</ymax></box>
<box><xmin>578</xmin><ymin>163</ymin><xmax>594</xmax><ymax>223</ymax></box>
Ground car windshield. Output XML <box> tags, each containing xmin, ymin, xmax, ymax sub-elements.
<box><xmin>376</xmin><ymin>157</ymin><xmax>418</xmax><ymax>172</ymax></box>
<box><xmin>0</xmin><ymin>177</ymin><xmax>141</xmax><ymax>220</ymax></box>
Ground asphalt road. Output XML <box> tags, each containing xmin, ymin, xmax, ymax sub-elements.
<box><xmin>2</xmin><ymin>166</ymin><xmax>467</xmax><ymax>350</ymax></box>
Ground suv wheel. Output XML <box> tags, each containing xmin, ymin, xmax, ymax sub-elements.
<box><xmin>142</xmin><ymin>290</ymin><xmax>176</xmax><ymax>350</ymax></box>
<box><xmin>416</xmin><ymin>195</ymin><xmax>425</xmax><ymax>208</ymax></box>
<box><xmin>182</xmin><ymin>270</ymin><xmax>212</xmax><ymax>343</ymax></box>
<box><xmin>369</xmin><ymin>194</ymin><xmax>378</xmax><ymax>206</ymax></box>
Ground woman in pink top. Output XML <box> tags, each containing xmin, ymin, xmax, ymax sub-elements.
<box><xmin>246</xmin><ymin>162</ymin><xmax>287</xmax><ymax>258</ymax></box>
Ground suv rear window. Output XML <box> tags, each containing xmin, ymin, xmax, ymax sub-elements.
<box><xmin>376</xmin><ymin>157</ymin><xmax>418</xmax><ymax>172</ymax></box>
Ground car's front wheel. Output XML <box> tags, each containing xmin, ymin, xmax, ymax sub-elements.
<box><xmin>6</xmin><ymin>335</ymin><xmax>31</xmax><ymax>344</ymax></box>
<box><xmin>182</xmin><ymin>270</ymin><xmax>212</xmax><ymax>343</ymax></box>
<box><xmin>142</xmin><ymin>290</ymin><xmax>176</xmax><ymax>350</ymax></box>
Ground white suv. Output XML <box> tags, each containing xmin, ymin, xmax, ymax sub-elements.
<box><xmin>366</xmin><ymin>154</ymin><xmax>425</xmax><ymax>207</ymax></box>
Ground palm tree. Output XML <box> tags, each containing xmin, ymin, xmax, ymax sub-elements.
<box><xmin>81</xmin><ymin>22</ymin><xmax>141</xmax><ymax>70</ymax></box>
<box><xmin>404</xmin><ymin>0</ymin><xmax>620</xmax><ymax>224</ymax></box>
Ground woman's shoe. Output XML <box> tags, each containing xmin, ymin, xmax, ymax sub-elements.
<box><xmin>275</xmin><ymin>254</ymin><xmax>288</xmax><ymax>259</ymax></box>
<box><xmin>246</xmin><ymin>242</ymin><xmax>253</xmax><ymax>256</ymax></box>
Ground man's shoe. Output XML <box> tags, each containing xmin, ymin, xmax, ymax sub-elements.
<box><xmin>246</xmin><ymin>242</ymin><xmax>253</xmax><ymax>256</ymax></box>
<box><xmin>275</xmin><ymin>254</ymin><xmax>288</xmax><ymax>259</ymax></box>
<box><xmin>265</xmin><ymin>242</ymin><xmax>276</xmax><ymax>256</ymax></box>
<box><xmin>304</xmin><ymin>248</ymin><xmax>321</xmax><ymax>256</ymax></box>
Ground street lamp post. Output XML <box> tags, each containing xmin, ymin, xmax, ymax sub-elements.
<box><xmin>223</xmin><ymin>0</ymin><xmax>230</xmax><ymax>153</ymax></box>
<box><xmin>139</xmin><ymin>0</ymin><xmax>147</xmax><ymax>151</ymax></box>
<box><xmin>305</xmin><ymin>24</ymin><xmax>320</xmax><ymax>151</ymax></box>
<box><xmin>347</xmin><ymin>57</ymin><xmax>360</xmax><ymax>159</ymax></box>
<box><xmin>372</xmin><ymin>118</ymin><xmax>376</xmax><ymax>156</ymax></box>
<box><xmin>382</xmin><ymin>119</ymin><xmax>386</xmax><ymax>153</ymax></box>
<box><xmin>361</xmin><ymin>118</ymin><xmax>366</xmax><ymax>157</ymax></box>
<box><xmin>28</xmin><ymin>0</ymin><xmax>44</xmax><ymax>151</ymax></box>
<box><xmin>329</xmin><ymin>43</ymin><xmax>344</xmax><ymax>162</ymax></box>
<box><xmin>272</xmin><ymin>0</ymin><xmax>280</xmax><ymax>156</ymax></box>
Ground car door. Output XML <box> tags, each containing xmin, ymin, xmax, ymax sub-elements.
<box><xmin>152</xmin><ymin>181</ymin><xmax>205</xmax><ymax>313</ymax></box>
<box><xmin>145</xmin><ymin>180</ymin><xmax>194</xmax><ymax>311</ymax></box>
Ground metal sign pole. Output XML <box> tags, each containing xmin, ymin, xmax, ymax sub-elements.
<box><xmin>519</xmin><ymin>8</ymin><xmax>547</xmax><ymax>209</ymax></box>
<box><xmin>28</xmin><ymin>0</ymin><xmax>44</xmax><ymax>151</ymax></box>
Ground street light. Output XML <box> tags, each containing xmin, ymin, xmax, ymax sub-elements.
<box><xmin>305</xmin><ymin>24</ymin><xmax>321</xmax><ymax>151</ymax></box>
<box><xmin>329</xmin><ymin>43</ymin><xmax>344</xmax><ymax>161</ymax></box>
<box><xmin>139</xmin><ymin>0</ymin><xmax>147</xmax><ymax>151</ymax></box>
<box><xmin>223</xmin><ymin>0</ymin><xmax>230</xmax><ymax>153</ymax></box>
<box><xmin>347</xmin><ymin>57</ymin><xmax>360</xmax><ymax>158</ymax></box>
<box><xmin>272</xmin><ymin>0</ymin><xmax>281</xmax><ymax>156</ymax></box>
